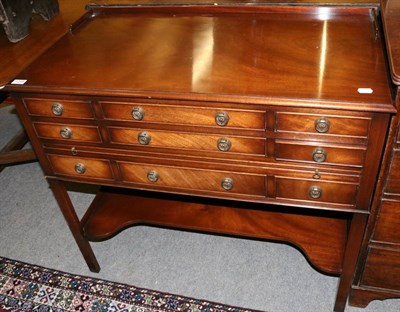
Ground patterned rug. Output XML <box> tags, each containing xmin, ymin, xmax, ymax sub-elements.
<box><xmin>0</xmin><ymin>257</ymin><xmax>259</xmax><ymax>312</ymax></box>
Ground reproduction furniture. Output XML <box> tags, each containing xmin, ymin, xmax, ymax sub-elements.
<box><xmin>5</xmin><ymin>3</ymin><xmax>395</xmax><ymax>311</ymax></box>
<box><xmin>349</xmin><ymin>0</ymin><xmax>400</xmax><ymax>307</ymax></box>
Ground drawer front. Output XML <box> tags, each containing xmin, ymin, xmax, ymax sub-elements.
<box><xmin>48</xmin><ymin>155</ymin><xmax>114</xmax><ymax>180</ymax></box>
<box><xmin>385</xmin><ymin>149</ymin><xmax>400</xmax><ymax>194</ymax></box>
<box><xmin>361</xmin><ymin>248</ymin><xmax>400</xmax><ymax>291</ymax></box>
<box><xmin>275</xmin><ymin>177</ymin><xmax>358</xmax><ymax>206</ymax></box>
<box><xmin>24</xmin><ymin>98</ymin><xmax>94</xmax><ymax>119</ymax></box>
<box><xmin>101</xmin><ymin>101</ymin><xmax>265</xmax><ymax>129</ymax></box>
<box><xmin>34</xmin><ymin>123</ymin><xmax>102</xmax><ymax>143</ymax></box>
<box><xmin>275</xmin><ymin>112</ymin><xmax>370</xmax><ymax>137</ymax></box>
<box><xmin>109</xmin><ymin>128</ymin><xmax>265</xmax><ymax>155</ymax></box>
<box><xmin>275</xmin><ymin>141</ymin><xmax>365</xmax><ymax>166</ymax></box>
<box><xmin>118</xmin><ymin>162</ymin><xmax>265</xmax><ymax>196</ymax></box>
<box><xmin>373</xmin><ymin>200</ymin><xmax>400</xmax><ymax>244</ymax></box>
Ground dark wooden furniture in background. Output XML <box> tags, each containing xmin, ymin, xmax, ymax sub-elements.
<box><xmin>349</xmin><ymin>0</ymin><xmax>400</xmax><ymax>308</ymax></box>
<box><xmin>0</xmin><ymin>0</ymin><xmax>89</xmax><ymax>170</ymax></box>
<box><xmin>0</xmin><ymin>0</ymin><xmax>90</xmax><ymax>88</ymax></box>
<box><xmin>6</xmin><ymin>4</ymin><xmax>394</xmax><ymax>311</ymax></box>
<box><xmin>0</xmin><ymin>0</ymin><xmax>59</xmax><ymax>42</ymax></box>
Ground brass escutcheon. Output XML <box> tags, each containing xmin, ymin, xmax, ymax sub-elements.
<box><xmin>309</xmin><ymin>186</ymin><xmax>322</xmax><ymax>199</ymax></box>
<box><xmin>74</xmin><ymin>163</ymin><xmax>86</xmax><ymax>174</ymax></box>
<box><xmin>217</xmin><ymin>138</ymin><xmax>232</xmax><ymax>152</ymax></box>
<box><xmin>51</xmin><ymin>102</ymin><xmax>64</xmax><ymax>116</ymax></box>
<box><xmin>312</xmin><ymin>147</ymin><xmax>327</xmax><ymax>163</ymax></box>
<box><xmin>131</xmin><ymin>107</ymin><xmax>145</xmax><ymax>121</ymax></box>
<box><xmin>315</xmin><ymin>117</ymin><xmax>330</xmax><ymax>133</ymax></box>
<box><xmin>147</xmin><ymin>170</ymin><xmax>159</xmax><ymax>182</ymax></box>
<box><xmin>221</xmin><ymin>177</ymin><xmax>234</xmax><ymax>191</ymax></box>
<box><xmin>138</xmin><ymin>131</ymin><xmax>151</xmax><ymax>145</ymax></box>
<box><xmin>60</xmin><ymin>127</ymin><xmax>72</xmax><ymax>139</ymax></box>
<box><xmin>215</xmin><ymin>111</ymin><xmax>230</xmax><ymax>127</ymax></box>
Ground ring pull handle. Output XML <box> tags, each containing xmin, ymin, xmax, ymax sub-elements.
<box><xmin>309</xmin><ymin>186</ymin><xmax>322</xmax><ymax>199</ymax></box>
<box><xmin>51</xmin><ymin>102</ymin><xmax>64</xmax><ymax>116</ymax></box>
<box><xmin>147</xmin><ymin>170</ymin><xmax>159</xmax><ymax>182</ymax></box>
<box><xmin>315</xmin><ymin>117</ymin><xmax>330</xmax><ymax>133</ymax></box>
<box><xmin>312</xmin><ymin>169</ymin><xmax>321</xmax><ymax>180</ymax></box>
<box><xmin>217</xmin><ymin>138</ymin><xmax>232</xmax><ymax>152</ymax></box>
<box><xmin>74</xmin><ymin>163</ymin><xmax>86</xmax><ymax>174</ymax></box>
<box><xmin>60</xmin><ymin>127</ymin><xmax>72</xmax><ymax>139</ymax></box>
<box><xmin>131</xmin><ymin>107</ymin><xmax>145</xmax><ymax>121</ymax></box>
<box><xmin>138</xmin><ymin>131</ymin><xmax>151</xmax><ymax>145</ymax></box>
<box><xmin>215</xmin><ymin>111</ymin><xmax>230</xmax><ymax>127</ymax></box>
<box><xmin>312</xmin><ymin>148</ymin><xmax>327</xmax><ymax>163</ymax></box>
<box><xmin>221</xmin><ymin>177</ymin><xmax>234</xmax><ymax>191</ymax></box>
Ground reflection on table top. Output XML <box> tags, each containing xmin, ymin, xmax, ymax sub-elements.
<box><xmin>0</xmin><ymin>0</ymin><xmax>379</xmax><ymax>87</ymax></box>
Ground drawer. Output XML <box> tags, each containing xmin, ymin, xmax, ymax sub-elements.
<box><xmin>361</xmin><ymin>247</ymin><xmax>400</xmax><ymax>291</ymax></box>
<box><xmin>118</xmin><ymin>162</ymin><xmax>266</xmax><ymax>196</ymax></box>
<box><xmin>275</xmin><ymin>112</ymin><xmax>370</xmax><ymax>137</ymax></box>
<box><xmin>373</xmin><ymin>199</ymin><xmax>400</xmax><ymax>244</ymax></box>
<box><xmin>100</xmin><ymin>101</ymin><xmax>265</xmax><ymax>129</ymax></box>
<box><xmin>48</xmin><ymin>155</ymin><xmax>114</xmax><ymax>180</ymax></box>
<box><xmin>24</xmin><ymin>98</ymin><xmax>94</xmax><ymax>119</ymax></box>
<box><xmin>34</xmin><ymin>123</ymin><xmax>102</xmax><ymax>143</ymax></box>
<box><xmin>109</xmin><ymin>127</ymin><xmax>265</xmax><ymax>155</ymax></box>
<box><xmin>385</xmin><ymin>149</ymin><xmax>400</xmax><ymax>194</ymax></box>
<box><xmin>275</xmin><ymin>141</ymin><xmax>365</xmax><ymax>167</ymax></box>
<box><xmin>275</xmin><ymin>177</ymin><xmax>358</xmax><ymax>206</ymax></box>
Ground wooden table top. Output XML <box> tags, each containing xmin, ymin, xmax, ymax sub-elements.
<box><xmin>7</xmin><ymin>3</ymin><xmax>392</xmax><ymax>113</ymax></box>
<box><xmin>0</xmin><ymin>0</ymin><xmax>380</xmax><ymax>88</ymax></box>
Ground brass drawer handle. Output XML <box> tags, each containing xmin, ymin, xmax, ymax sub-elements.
<box><xmin>60</xmin><ymin>127</ymin><xmax>72</xmax><ymax>139</ymax></box>
<box><xmin>309</xmin><ymin>186</ymin><xmax>322</xmax><ymax>199</ymax></box>
<box><xmin>138</xmin><ymin>131</ymin><xmax>151</xmax><ymax>145</ymax></box>
<box><xmin>131</xmin><ymin>107</ymin><xmax>145</xmax><ymax>121</ymax></box>
<box><xmin>217</xmin><ymin>138</ymin><xmax>232</xmax><ymax>152</ymax></box>
<box><xmin>51</xmin><ymin>102</ymin><xmax>64</xmax><ymax>116</ymax></box>
<box><xmin>215</xmin><ymin>111</ymin><xmax>230</xmax><ymax>127</ymax></box>
<box><xmin>312</xmin><ymin>148</ymin><xmax>327</xmax><ymax>163</ymax></box>
<box><xmin>221</xmin><ymin>177</ymin><xmax>234</xmax><ymax>191</ymax></box>
<box><xmin>74</xmin><ymin>163</ymin><xmax>86</xmax><ymax>174</ymax></box>
<box><xmin>147</xmin><ymin>170</ymin><xmax>159</xmax><ymax>182</ymax></box>
<box><xmin>315</xmin><ymin>117</ymin><xmax>330</xmax><ymax>133</ymax></box>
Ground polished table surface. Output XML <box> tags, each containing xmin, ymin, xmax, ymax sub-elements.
<box><xmin>0</xmin><ymin>0</ymin><xmax>380</xmax><ymax>87</ymax></box>
<box><xmin>7</xmin><ymin>3</ymin><xmax>391</xmax><ymax>111</ymax></box>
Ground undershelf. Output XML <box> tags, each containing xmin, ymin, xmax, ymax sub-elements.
<box><xmin>82</xmin><ymin>187</ymin><xmax>348</xmax><ymax>275</ymax></box>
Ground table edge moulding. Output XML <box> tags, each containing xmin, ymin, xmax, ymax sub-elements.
<box><xmin>4</xmin><ymin>3</ymin><xmax>396</xmax><ymax>312</ymax></box>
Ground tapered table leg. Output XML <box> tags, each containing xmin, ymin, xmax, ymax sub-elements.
<box><xmin>47</xmin><ymin>178</ymin><xmax>100</xmax><ymax>272</ymax></box>
<box><xmin>334</xmin><ymin>213</ymin><xmax>367</xmax><ymax>312</ymax></box>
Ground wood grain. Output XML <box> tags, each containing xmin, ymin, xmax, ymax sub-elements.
<box><xmin>82</xmin><ymin>187</ymin><xmax>348</xmax><ymax>274</ymax></box>
<box><xmin>5</xmin><ymin>4</ymin><xmax>392</xmax><ymax>112</ymax></box>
